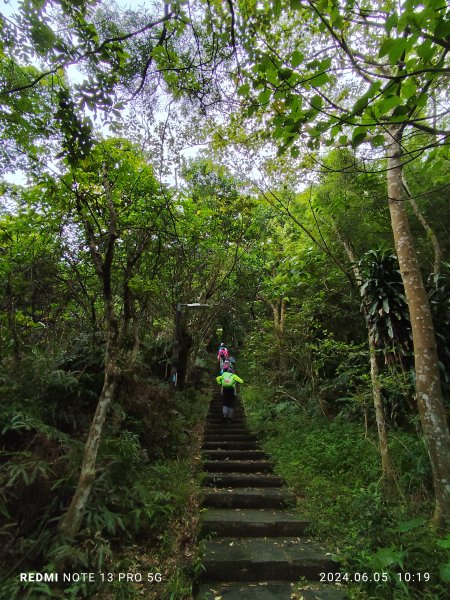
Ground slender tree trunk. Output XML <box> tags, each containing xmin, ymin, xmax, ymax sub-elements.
<box><xmin>59</xmin><ymin>330</ymin><xmax>118</xmax><ymax>538</ymax></box>
<box><xmin>129</xmin><ymin>317</ymin><xmax>140</xmax><ymax>368</ymax></box>
<box><xmin>369</xmin><ymin>338</ymin><xmax>395</xmax><ymax>491</ymax></box>
<box><xmin>402</xmin><ymin>174</ymin><xmax>442</xmax><ymax>278</ymax></box>
<box><xmin>279</xmin><ymin>298</ymin><xmax>286</xmax><ymax>335</ymax></box>
<box><xmin>385</xmin><ymin>125</ymin><xmax>450</xmax><ymax>527</ymax></box>
<box><xmin>267</xmin><ymin>297</ymin><xmax>287</xmax><ymax>372</ymax></box>
<box><xmin>333</xmin><ymin>223</ymin><xmax>396</xmax><ymax>487</ymax></box>
<box><xmin>59</xmin><ymin>163</ymin><xmax>121</xmax><ymax>538</ymax></box>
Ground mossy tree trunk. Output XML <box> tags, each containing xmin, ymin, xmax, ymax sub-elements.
<box><xmin>59</xmin><ymin>164</ymin><xmax>120</xmax><ymax>538</ymax></box>
<box><xmin>385</xmin><ymin>125</ymin><xmax>450</xmax><ymax>527</ymax></box>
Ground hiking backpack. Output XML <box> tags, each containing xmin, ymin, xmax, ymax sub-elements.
<box><xmin>218</xmin><ymin>347</ymin><xmax>229</xmax><ymax>359</ymax></box>
<box><xmin>221</xmin><ymin>372</ymin><xmax>234</xmax><ymax>387</ymax></box>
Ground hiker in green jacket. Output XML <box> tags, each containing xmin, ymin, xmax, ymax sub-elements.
<box><xmin>216</xmin><ymin>366</ymin><xmax>243</xmax><ymax>422</ymax></box>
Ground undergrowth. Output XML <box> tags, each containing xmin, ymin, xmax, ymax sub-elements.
<box><xmin>242</xmin><ymin>384</ymin><xmax>449</xmax><ymax>600</ymax></box>
<box><xmin>0</xmin><ymin>346</ymin><xmax>210</xmax><ymax>600</ymax></box>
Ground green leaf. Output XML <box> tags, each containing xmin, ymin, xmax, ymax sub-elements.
<box><xmin>290</xmin><ymin>146</ymin><xmax>300</xmax><ymax>158</ymax></box>
<box><xmin>258</xmin><ymin>89</ymin><xmax>271</xmax><ymax>104</ymax></box>
<box><xmin>388</xmin><ymin>38</ymin><xmax>407</xmax><ymax>64</ymax></box>
<box><xmin>379</xmin><ymin>95</ymin><xmax>401</xmax><ymax>115</ymax></box>
<box><xmin>396</xmin><ymin>518</ymin><xmax>425</xmax><ymax>532</ymax></box>
<box><xmin>279</xmin><ymin>68</ymin><xmax>294</xmax><ymax>80</ymax></box>
<box><xmin>415</xmin><ymin>93</ymin><xmax>428</xmax><ymax>108</ymax></box>
<box><xmin>353</xmin><ymin>95</ymin><xmax>369</xmax><ymax>113</ymax></box>
<box><xmin>331</xmin><ymin>124</ymin><xmax>341</xmax><ymax>138</ymax></box>
<box><xmin>319</xmin><ymin>57</ymin><xmax>332</xmax><ymax>71</ymax></box>
<box><xmin>310</xmin><ymin>72</ymin><xmax>329</xmax><ymax>87</ymax></box>
<box><xmin>416</xmin><ymin>6</ymin><xmax>435</xmax><ymax>28</ymax></box>
<box><xmin>437</xmin><ymin>535</ymin><xmax>450</xmax><ymax>549</ymax></box>
<box><xmin>386</xmin><ymin>12</ymin><xmax>398</xmax><ymax>33</ymax></box>
<box><xmin>310</xmin><ymin>94</ymin><xmax>323</xmax><ymax>109</ymax></box>
<box><xmin>436</xmin><ymin>17</ymin><xmax>450</xmax><ymax>40</ymax></box>
<box><xmin>417</xmin><ymin>39</ymin><xmax>435</xmax><ymax>61</ymax></box>
<box><xmin>370</xmin><ymin>134</ymin><xmax>385</xmax><ymax>148</ymax></box>
<box><xmin>351</xmin><ymin>126</ymin><xmax>366</xmax><ymax>148</ymax></box>
<box><xmin>401</xmin><ymin>82</ymin><xmax>416</xmax><ymax>100</ymax></box>
<box><xmin>379</xmin><ymin>38</ymin><xmax>394</xmax><ymax>58</ymax></box>
<box><xmin>370</xmin><ymin>547</ymin><xmax>404</xmax><ymax>570</ymax></box>
<box><xmin>238</xmin><ymin>83</ymin><xmax>250</xmax><ymax>96</ymax></box>
<box><xmin>273</xmin><ymin>126</ymin><xmax>284</xmax><ymax>139</ymax></box>
<box><xmin>367</xmin><ymin>81</ymin><xmax>382</xmax><ymax>97</ymax></box>
<box><xmin>439</xmin><ymin>562</ymin><xmax>450</xmax><ymax>583</ymax></box>
<box><xmin>291</xmin><ymin>50</ymin><xmax>304</xmax><ymax>68</ymax></box>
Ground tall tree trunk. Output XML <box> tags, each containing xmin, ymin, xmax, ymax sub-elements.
<box><xmin>385</xmin><ymin>125</ymin><xmax>450</xmax><ymax>527</ymax></box>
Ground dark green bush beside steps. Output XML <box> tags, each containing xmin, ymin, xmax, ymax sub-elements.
<box><xmin>0</xmin><ymin>341</ymin><xmax>210</xmax><ymax>600</ymax></box>
<box><xmin>241</xmin><ymin>379</ymin><xmax>450</xmax><ymax>600</ymax></box>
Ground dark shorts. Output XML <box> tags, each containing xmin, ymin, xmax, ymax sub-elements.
<box><xmin>222</xmin><ymin>387</ymin><xmax>236</xmax><ymax>407</ymax></box>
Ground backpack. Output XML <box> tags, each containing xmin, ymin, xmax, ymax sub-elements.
<box><xmin>221</xmin><ymin>372</ymin><xmax>234</xmax><ymax>387</ymax></box>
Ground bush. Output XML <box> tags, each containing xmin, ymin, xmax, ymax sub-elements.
<box><xmin>242</xmin><ymin>383</ymin><xmax>449</xmax><ymax>599</ymax></box>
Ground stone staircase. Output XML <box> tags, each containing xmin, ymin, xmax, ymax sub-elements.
<box><xmin>195</xmin><ymin>395</ymin><xmax>347</xmax><ymax>599</ymax></box>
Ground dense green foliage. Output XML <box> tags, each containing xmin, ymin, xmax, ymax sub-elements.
<box><xmin>1</xmin><ymin>347</ymin><xmax>209</xmax><ymax>599</ymax></box>
<box><xmin>1</xmin><ymin>0</ymin><xmax>449</xmax><ymax>597</ymax></box>
<box><xmin>242</xmin><ymin>381</ymin><xmax>449</xmax><ymax>599</ymax></box>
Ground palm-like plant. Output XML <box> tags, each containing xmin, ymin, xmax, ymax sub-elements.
<box><xmin>359</xmin><ymin>249</ymin><xmax>412</xmax><ymax>364</ymax></box>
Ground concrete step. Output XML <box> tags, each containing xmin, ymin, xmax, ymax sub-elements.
<box><xmin>204</xmin><ymin>429</ymin><xmax>251</xmax><ymax>435</ymax></box>
<box><xmin>207</xmin><ymin>408</ymin><xmax>244</xmax><ymax>413</ymax></box>
<box><xmin>206</xmin><ymin>417</ymin><xmax>245</xmax><ymax>423</ymax></box>
<box><xmin>208</xmin><ymin>408</ymin><xmax>244</xmax><ymax>413</ymax></box>
<box><xmin>201</xmin><ymin>508</ymin><xmax>310</xmax><ymax>537</ymax></box>
<box><xmin>203</xmin><ymin>435</ymin><xmax>257</xmax><ymax>442</ymax></box>
<box><xmin>203</xmin><ymin>441</ymin><xmax>259</xmax><ymax>450</ymax></box>
<box><xmin>195</xmin><ymin>581</ymin><xmax>348</xmax><ymax>599</ymax></box>
<box><xmin>203</xmin><ymin>460</ymin><xmax>274</xmax><ymax>473</ymax></box>
<box><xmin>203</xmin><ymin>449</ymin><xmax>268</xmax><ymax>460</ymax></box>
<box><xmin>202</xmin><ymin>473</ymin><xmax>283</xmax><ymax>488</ymax></box>
<box><xmin>207</xmin><ymin>414</ymin><xmax>245</xmax><ymax>418</ymax></box>
<box><xmin>206</xmin><ymin>419</ymin><xmax>246</xmax><ymax>425</ymax></box>
<box><xmin>202</xmin><ymin>487</ymin><xmax>293</xmax><ymax>509</ymax></box>
<box><xmin>200</xmin><ymin>537</ymin><xmax>338</xmax><ymax>582</ymax></box>
<box><xmin>205</xmin><ymin>422</ymin><xmax>249</xmax><ymax>427</ymax></box>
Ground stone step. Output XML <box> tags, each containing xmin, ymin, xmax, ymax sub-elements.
<box><xmin>204</xmin><ymin>428</ymin><xmax>251</xmax><ymax>435</ymax></box>
<box><xmin>200</xmin><ymin>537</ymin><xmax>338</xmax><ymax>582</ymax></box>
<box><xmin>203</xmin><ymin>441</ymin><xmax>259</xmax><ymax>450</ymax></box>
<box><xmin>203</xmin><ymin>460</ymin><xmax>274</xmax><ymax>473</ymax></box>
<box><xmin>208</xmin><ymin>407</ymin><xmax>244</xmax><ymax>412</ymax></box>
<box><xmin>206</xmin><ymin>419</ymin><xmax>246</xmax><ymax>425</ymax></box>
<box><xmin>201</xmin><ymin>508</ymin><xmax>309</xmax><ymax>537</ymax></box>
<box><xmin>203</xmin><ymin>449</ymin><xmax>268</xmax><ymax>460</ymax></box>
<box><xmin>205</xmin><ymin>422</ymin><xmax>249</xmax><ymax>427</ymax></box>
<box><xmin>195</xmin><ymin>581</ymin><xmax>348</xmax><ymax>599</ymax></box>
<box><xmin>202</xmin><ymin>472</ymin><xmax>283</xmax><ymax>488</ymax></box>
<box><xmin>202</xmin><ymin>487</ymin><xmax>293</xmax><ymax>509</ymax></box>
<box><xmin>207</xmin><ymin>418</ymin><xmax>246</xmax><ymax>422</ymax></box>
<box><xmin>203</xmin><ymin>435</ymin><xmax>257</xmax><ymax>442</ymax></box>
<box><xmin>208</xmin><ymin>406</ymin><xmax>243</xmax><ymax>410</ymax></box>
<box><xmin>206</xmin><ymin>420</ymin><xmax>246</xmax><ymax>425</ymax></box>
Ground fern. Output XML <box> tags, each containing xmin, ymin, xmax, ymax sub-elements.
<box><xmin>0</xmin><ymin>452</ymin><xmax>53</xmax><ymax>487</ymax></box>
